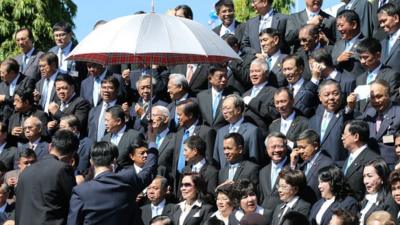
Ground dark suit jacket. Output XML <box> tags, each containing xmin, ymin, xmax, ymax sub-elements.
<box><xmin>67</xmin><ymin>148</ymin><xmax>158</xmax><ymax>225</ymax></box>
<box><xmin>80</xmin><ymin>71</ymin><xmax>126</xmax><ymax>107</ymax></box>
<box><xmin>14</xmin><ymin>48</ymin><xmax>44</xmax><ymax>81</ymax></box>
<box><xmin>359</xmin><ymin>190</ymin><xmax>398</xmax><ymax>225</ymax></box>
<box><xmin>0</xmin><ymin>144</ymin><xmax>18</xmax><ymax>170</ymax></box>
<box><xmin>171</xmin><ymin>201</ymin><xmax>214</xmax><ymax>225</ymax></box>
<box><xmin>331</xmin><ymin>34</ymin><xmax>366</xmax><ymax>76</ymax></box>
<box><xmin>285</xmin><ymin>10</ymin><xmax>336</xmax><ymax>52</ymax></box>
<box><xmin>166</xmin><ymin>95</ymin><xmax>195</xmax><ymax>132</ymax></box>
<box><xmin>169</xmin><ymin>64</ymin><xmax>210</xmax><ymax>95</ymax></box>
<box><xmin>333</xmin><ymin>71</ymin><xmax>356</xmax><ymax>97</ymax></box>
<box><xmin>343</xmin><ymin>147</ymin><xmax>381</xmax><ymax>201</ymax></box>
<box><xmin>309</xmin><ymin>106</ymin><xmax>350</xmax><ymax>161</ymax></box>
<box><xmin>309</xmin><ymin>196</ymin><xmax>359</xmax><ymax>225</ymax></box>
<box><xmin>77</xmin><ymin>137</ymin><xmax>93</xmax><ymax>174</ymax></box>
<box><xmin>16</xmin><ymin>154</ymin><xmax>76</xmax><ymax>225</ymax></box>
<box><xmin>241</xmin><ymin>11</ymin><xmax>289</xmax><ymax>55</ymax></box>
<box><xmin>35</xmin><ymin>75</ymin><xmax>59</xmax><ymax>109</ymax></box>
<box><xmin>213</xmin><ymin>121</ymin><xmax>264</xmax><ymax>168</ymax></box>
<box><xmin>0</xmin><ymin>74</ymin><xmax>35</xmax><ymax>123</ymax></box>
<box><xmin>19</xmin><ymin>140</ymin><xmax>49</xmax><ymax>160</ymax></box>
<box><xmin>243</xmin><ymin>84</ymin><xmax>279</xmax><ymax>136</ymax></box>
<box><xmin>212</xmin><ymin>20</ymin><xmax>244</xmax><ymax>42</ymax></box>
<box><xmin>269</xmin><ymin>53</ymin><xmax>288</xmax><ymax>87</ymax></box>
<box><xmin>197</xmin><ymin>86</ymin><xmax>238</xmax><ymax>130</ymax></box>
<box><xmin>360</xmin><ymin>105</ymin><xmax>400</xmax><ymax>166</ymax></box>
<box><xmin>218</xmin><ymin>160</ymin><xmax>259</xmax><ymax>186</ymax></box>
<box><xmin>183</xmin><ymin>161</ymin><xmax>218</xmax><ymax>196</ymax></box>
<box><xmin>129</xmin><ymin>97</ymin><xmax>168</xmax><ymax>132</ymax></box>
<box><xmin>381</xmin><ymin>36</ymin><xmax>400</xmax><ymax>74</ymax></box>
<box><xmin>228</xmin><ymin>52</ymin><xmax>254</xmax><ymax>94</ymax></box>
<box><xmin>157</xmin><ymin>130</ymin><xmax>175</xmax><ymax>175</ymax></box>
<box><xmin>293</xmin><ymin>80</ymin><xmax>319</xmax><ymax>117</ymax></box>
<box><xmin>102</xmin><ymin>128</ymin><xmax>145</xmax><ymax>167</ymax></box>
<box><xmin>355</xmin><ymin>65</ymin><xmax>400</xmax><ymax>113</ymax></box>
<box><xmin>139</xmin><ymin>202</ymin><xmax>174</xmax><ymax>225</ymax></box>
<box><xmin>271</xmin><ymin>198</ymin><xmax>311</xmax><ymax>225</ymax></box>
<box><xmin>268</xmin><ymin>112</ymin><xmax>308</xmax><ymax>144</ymax></box>
<box><xmin>258</xmin><ymin>159</ymin><xmax>290</xmax><ymax>210</ymax></box>
<box><xmin>337</xmin><ymin>0</ymin><xmax>373</xmax><ymax>38</ymax></box>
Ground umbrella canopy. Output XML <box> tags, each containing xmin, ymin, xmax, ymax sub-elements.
<box><xmin>67</xmin><ymin>13</ymin><xmax>241</xmax><ymax>65</ymax></box>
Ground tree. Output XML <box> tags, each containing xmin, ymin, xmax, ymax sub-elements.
<box><xmin>0</xmin><ymin>0</ymin><xmax>77</xmax><ymax>61</ymax></box>
<box><xmin>234</xmin><ymin>0</ymin><xmax>294</xmax><ymax>22</ymax></box>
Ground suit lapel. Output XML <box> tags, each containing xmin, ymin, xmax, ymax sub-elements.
<box><xmin>300</xmin><ymin>10</ymin><xmax>308</xmax><ymax>26</ymax></box>
<box><xmin>183</xmin><ymin>205</ymin><xmax>201</xmax><ymax>225</ymax></box>
<box><xmin>321</xmin><ymin>112</ymin><xmax>341</xmax><ymax>143</ymax></box>
<box><xmin>204</xmin><ymin>90</ymin><xmax>213</xmax><ymax>124</ymax></box>
<box><xmin>189</xmin><ymin>65</ymin><xmax>203</xmax><ymax>85</ymax></box>
<box><xmin>388</xmin><ymin>39</ymin><xmax>400</xmax><ymax>61</ymax></box>
<box><xmin>233</xmin><ymin>161</ymin><xmax>245</xmax><ymax>180</ymax></box>
<box><xmin>159</xmin><ymin>133</ymin><xmax>170</xmax><ymax>155</ymax></box>
<box><xmin>346</xmin><ymin>151</ymin><xmax>365</xmax><ymax>177</ymax></box>
<box><xmin>377</xmin><ymin>109</ymin><xmax>395</xmax><ymax>138</ymax></box>
<box><xmin>271</xmin><ymin>12</ymin><xmax>280</xmax><ymax>29</ymax></box>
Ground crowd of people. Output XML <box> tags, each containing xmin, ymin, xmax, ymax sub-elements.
<box><xmin>0</xmin><ymin>0</ymin><xmax>400</xmax><ymax>224</ymax></box>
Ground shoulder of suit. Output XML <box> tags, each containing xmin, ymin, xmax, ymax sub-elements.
<box><xmin>242</xmin><ymin>160</ymin><xmax>259</xmax><ymax>168</ymax></box>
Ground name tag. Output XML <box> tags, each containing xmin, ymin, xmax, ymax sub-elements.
<box><xmin>383</xmin><ymin>135</ymin><xmax>394</xmax><ymax>144</ymax></box>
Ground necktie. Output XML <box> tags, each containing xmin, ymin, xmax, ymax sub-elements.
<box><xmin>97</xmin><ymin>102</ymin><xmax>108</xmax><ymax>141</ymax></box>
<box><xmin>320</xmin><ymin>112</ymin><xmax>332</xmax><ymax>140</ymax></box>
<box><xmin>228</xmin><ymin>164</ymin><xmax>237</xmax><ymax>180</ymax></box>
<box><xmin>41</xmin><ymin>79</ymin><xmax>50</xmax><ymax>109</ymax></box>
<box><xmin>22</xmin><ymin>54</ymin><xmax>28</xmax><ymax>71</ymax></box>
<box><xmin>376</xmin><ymin>114</ymin><xmax>383</xmax><ymax>133</ymax></box>
<box><xmin>60</xmin><ymin>102</ymin><xmax>66</xmax><ymax>111</ymax></box>
<box><xmin>229</xmin><ymin>124</ymin><xmax>238</xmax><ymax>133</ymax></box>
<box><xmin>344</xmin><ymin>155</ymin><xmax>354</xmax><ymax>175</ymax></box>
<box><xmin>379</xmin><ymin>0</ymin><xmax>387</xmax><ymax>8</ymax></box>
<box><xmin>177</xmin><ymin>130</ymin><xmax>189</xmax><ymax>173</ymax></box>
<box><xmin>93</xmin><ymin>77</ymin><xmax>101</xmax><ymax>106</ymax></box>
<box><xmin>366</xmin><ymin>72</ymin><xmax>375</xmax><ymax>85</ymax></box>
<box><xmin>187</xmin><ymin>65</ymin><xmax>194</xmax><ymax>83</ymax></box>
<box><xmin>58</xmin><ymin>48</ymin><xmax>63</xmax><ymax>67</ymax></box>
<box><xmin>156</xmin><ymin>134</ymin><xmax>162</xmax><ymax>149</ymax></box>
<box><xmin>250</xmin><ymin>87</ymin><xmax>258</xmax><ymax>98</ymax></box>
<box><xmin>278</xmin><ymin>203</ymin><xmax>288</xmax><ymax>224</ymax></box>
<box><xmin>281</xmin><ymin>122</ymin><xmax>288</xmax><ymax>135</ymax></box>
<box><xmin>143</xmin><ymin>102</ymin><xmax>149</xmax><ymax>114</ymax></box>
<box><xmin>212</xmin><ymin>92</ymin><xmax>221</xmax><ymax>119</ymax></box>
<box><xmin>271</xmin><ymin>165</ymin><xmax>279</xmax><ymax>189</ymax></box>
<box><xmin>111</xmin><ymin>133</ymin><xmax>119</xmax><ymax>145</ymax></box>
<box><xmin>304</xmin><ymin>162</ymin><xmax>312</xmax><ymax>176</ymax></box>
<box><xmin>388</xmin><ymin>34</ymin><xmax>396</xmax><ymax>54</ymax></box>
<box><xmin>174</xmin><ymin>105</ymin><xmax>179</xmax><ymax>128</ymax></box>
<box><xmin>266</xmin><ymin>57</ymin><xmax>272</xmax><ymax>69</ymax></box>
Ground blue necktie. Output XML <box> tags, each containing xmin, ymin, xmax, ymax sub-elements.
<box><xmin>177</xmin><ymin>130</ymin><xmax>189</xmax><ymax>173</ymax></box>
<box><xmin>212</xmin><ymin>92</ymin><xmax>221</xmax><ymax>119</ymax></box>
<box><xmin>366</xmin><ymin>72</ymin><xmax>375</xmax><ymax>85</ymax></box>
<box><xmin>156</xmin><ymin>134</ymin><xmax>162</xmax><ymax>149</ymax></box>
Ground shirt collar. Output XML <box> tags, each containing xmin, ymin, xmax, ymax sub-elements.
<box><xmin>25</xmin><ymin>47</ymin><xmax>35</xmax><ymax>57</ymax></box>
<box><xmin>272</xmin><ymin>156</ymin><xmax>287</xmax><ymax>169</ymax></box>
<box><xmin>62</xmin><ymin>41</ymin><xmax>73</xmax><ymax>54</ymax></box>
<box><xmin>192</xmin><ymin>158</ymin><xmax>206</xmax><ymax>171</ymax></box>
<box><xmin>179</xmin><ymin>199</ymin><xmax>202</xmax><ymax>210</ymax></box>
<box><xmin>390</xmin><ymin>27</ymin><xmax>400</xmax><ymax>39</ymax></box>
<box><xmin>350</xmin><ymin>144</ymin><xmax>367</xmax><ymax>158</ymax></box>
<box><xmin>286</xmin><ymin>196</ymin><xmax>300</xmax><ymax>207</ymax></box>
<box><xmin>306</xmin><ymin>8</ymin><xmax>320</xmax><ymax>18</ymax></box>
<box><xmin>369</xmin><ymin>63</ymin><xmax>383</xmax><ymax>74</ymax></box>
<box><xmin>96</xmin><ymin>69</ymin><xmax>107</xmax><ymax>81</ymax></box>
<box><xmin>308</xmin><ymin>151</ymin><xmax>321</xmax><ymax>166</ymax></box>
<box><xmin>292</xmin><ymin>78</ymin><xmax>304</xmax><ymax>89</ymax></box>
<box><xmin>220</xmin><ymin>21</ymin><xmax>236</xmax><ymax>35</ymax></box>
<box><xmin>49</xmin><ymin>71</ymin><xmax>58</xmax><ymax>81</ymax></box>
<box><xmin>365</xmin><ymin>193</ymin><xmax>378</xmax><ymax>203</ymax></box>
<box><xmin>261</xmin><ymin>9</ymin><xmax>274</xmax><ymax>19</ymax></box>
<box><xmin>105</xmin><ymin>99</ymin><xmax>117</xmax><ymax>106</ymax></box>
<box><xmin>134</xmin><ymin>164</ymin><xmax>143</xmax><ymax>173</ymax></box>
<box><xmin>211</xmin><ymin>87</ymin><xmax>223</xmax><ymax>96</ymax></box>
<box><xmin>158</xmin><ymin>128</ymin><xmax>169</xmax><ymax>138</ymax></box>
<box><xmin>254</xmin><ymin>81</ymin><xmax>268</xmax><ymax>90</ymax></box>
<box><xmin>230</xmin><ymin>117</ymin><xmax>244</xmax><ymax>128</ymax></box>
<box><xmin>328</xmin><ymin>70</ymin><xmax>338</xmax><ymax>80</ymax></box>
<box><xmin>177</xmin><ymin>93</ymin><xmax>189</xmax><ymax>103</ymax></box>
<box><xmin>114</xmin><ymin>125</ymin><xmax>127</xmax><ymax>135</ymax></box>
<box><xmin>282</xmin><ymin>111</ymin><xmax>296</xmax><ymax>122</ymax></box>
<box><xmin>186</xmin><ymin>120</ymin><xmax>198</xmax><ymax>135</ymax></box>
<box><xmin>347</xmin><ymin>32</ymin><xmax>361</xmax><ymax>45</ymax></box>
<box><xmin>152</xmin><ymin>199</ymin><xmax>166</xmax><ymax>208</ymax></box>
<box><xmin>11</xmin><ymin>73</ymin><xmax>21</xmax><ymax>86</ymax></box>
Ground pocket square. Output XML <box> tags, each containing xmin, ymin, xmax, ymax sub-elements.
<box><xmin>193</xmin><ymin>212</ymin><xmax>201</xmax><ymax>217</ymax></box>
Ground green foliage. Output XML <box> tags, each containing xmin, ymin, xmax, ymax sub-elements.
<box><xmin>0</xmin><ymin>0</ymin><xmax>77</xmax><ymax>61</ymax></box>
<box><xmin>234</xmin><ymin>0</ymin><xmax>294</xmax><ymax>22</ymax></box>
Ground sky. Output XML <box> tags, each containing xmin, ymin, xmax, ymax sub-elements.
<box><xmin>73</xmin><ymin>0</ymin><xmax>341</xmax><ymax>41</ymax></box>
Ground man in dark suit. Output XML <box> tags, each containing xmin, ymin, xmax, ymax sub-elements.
<box><xmin>356</xmin><ymin>80</ymin><xmax>400</xmax><ymax>168</ymax></box>
<box><xmin>218</xmin><ymin>133</ymin><xmax>259</xmax><ymax>186</ymax></box>
<box><xmin>34</xmin><ymin>52</ymin><xmax>60</xmax><ymax>113</ymax></box>
<box><xmin>309</xmin><ymin>80</ymin><xmax>350</xmax><ymax>161</ymax></box>
<box><xmin>0</xmin><ymin>184</ymin><xmax>15</xmax><ymax>224</ymax></box>
<box><xmin>182</xmin><ymin>136</ymin><xmax>218</xmax><ymax>195</ymax></box>
<box><xmin>350</xmin><ymin>38</ymin><xmax>400</xmax><ymax>113</ymax></box>
<box><xmin>282</xmin><ymin>55</ymin><xmax>319</xmax><ymax>117</ymax></box>
<box><xmin>197</xmin><ymin>64</ymin><xmax>238</xmax><ymax>130</ymax></box>
<box><xmin>139</xmin><ymin>176</ymin><xmax>174</xmax><ymax>225</ymax></box>
<box><xmin>48</xmin><ymin>21</ymin><xmax>86</xmax><ymax>79</ymax></box>
<box><xmin>0</xmin><ymin>122</ymin><xmax>18</xmax><ymax>171</ymax></box>
<box><xmin>80</xmin><ymin>62</ymin><xmax>126</xmax><ymax>107</ymax></box>
<box><xmin>378</xmin><ymin>3</ymin><xmax>400</xmax><ymax>72</ymax></box>
<box><xmin>0</xmin><ymin>58</ymin><xmax>35</xmax><ymax>123</ymax></box>
<box><xmin>241</xmin><ymin>0</ymin><xmax>288</xmax><ymax>55</ymax></box>
<box><xmin>88</xmin><ymin>76</ymin><xmax>123</xmax><ymax>142</ymax></box>
<box><xmin>171</xmin><ymin>100</ymin><xmax>215</xmax><ymax>193</ymax></box>
<box><xmin>15</xmin><ymin>130</ymin><xmax>79</xmax><ymax>225</ymax></box>
<box><xmin>269</xmin><ymin>88</ymin><xmax>308</xmax><ymax>148</ymax></box>
<box><xmin>331</xmin><ymin>10</ymin><xmax>366</xmax><ymax>76</ymax></box>
<box><xmin>150</xmin><ymin>106</ymin><xmax>175</xmax><ymax>177</ymax></box>
<box><xmin>213</xmin><ymin>0</ymin><xmax>244</xmax><ymax>41</ymax></box>
<box><xmin>18</xmin><ymin>116</ymin><xmax>49</xmax><ymax>160</ymax></box>
<box><xmin>309</xmin><ymin>48</ymin><xmax>356</xmax><ymax>97</ymax></box>
<box><xmin>169</xmin><ymin>63</ymin><xmax>210</xmax><ymax>96</ymax></box>
<box><xmin>338</xmin><ymin>0</ymin><xmax>374</xmax><ymax>38</ymax></box>
<box><xmin>67</xmin><ymin>140</ymin><xmax>158</xmax><ymax>225</ymax></box>
<box><xmin>13</xmin><ymin>27</ymin><xmax>44</xmax><ymax>81</ymax></box>
<box><xmin>259</xmin><ymin>132</ymin><xmax>289</xmax><ymax>211</ymax></box>
<box><xmin>166</xmin><ymin>73</ymin><xmax>192</xmax><ymax>131</ymax></box>
<box><xmin>102</xmin><ymin>105</ymin><xmax>145</xmax><ymax>167</ymax></box>
<box><xmin>372</xmin><ymin>0</ymin><xmax>400</xmax><ymax>40</ymax></box>
<box><xmin>341</xmin><ymin>120</ymin><xmax>381</xmax><ymax>201</ymax></box>
<box><xmin>47</xmin><ymin>74</ymin><xmax>91</xmax><ymax>135</ymax></box>
<box><xmin>290</xmin><ymin>129</ymin><xmax>334</xmax><ymax>202</ymax></box>
<box><xmin>243</xmin><ymin>58</ymin><xmax>279</xmax><ymax>137</ymax></box>
<box><xmin>213</xmin><ymin>94</ymin><xmax>264</xmax><ymax>168</ymax></box>
<box><xmin>285</xmin><ymin>0</ymin><xmax>336</xmax><ymax>52</ymax></box>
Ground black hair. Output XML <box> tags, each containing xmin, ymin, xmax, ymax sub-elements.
<box><xmin>318</xmin><ymin>165</ymin><xmax>353</xmax><ymax>200</ymax></box>
<box><xmin>175</xmin><ymin>5</ymin><xmax>193</xmax><ymax>20</ymax></box>
<box><xmin>184</xmin><ymin>136</ymin><xmax>206</xmax><ymax>157</ymax></box>
<box><xmin>52</xmin><ymin>21</ymin><xmax>72</xmax><ymax>33</ymax></box>
<box><xmin>345</xmin><ymin>120</ymin><xmax>370</xmax><ymax>144</ymax></box>
<box><xmin>215</xmin><ymin>0</ymin><xmax>234</xmax><ymax>13</ymax></box>
<box><xmin>175</xmin><ymin>99</ymin><xmax>200</xmax><ymax>120</ymax></box>
<box><xmin>337</xmin><ymin>10</ymin><xmax>360</xmax><ymax>30</ymax></box>
<box><xmin>356</xmin><ymin>38</ymin><xmax>382</xmax><ymax>55</ymax></box>
<box><xmin>51</xmin><ymin>129</ymin><xmax>79</xmax><ymax>156</ymax></box>
<box><xmin>90</xmin><ymin>141</ymin><xmax>119</xmax><ymax>167</ymax></box>
<box><xmin>39</xmin><ymin>52</ymin><xmax>59</xmax><ymax>69</ymax></box>
<box><xmin>310</xmin><ymin>48</ymin><xmax>334</xmax><ymax>68</ymax></box>
<box><xmin>105</xmin><ymin>105</ymin><xmax>126</xmax><ymax>124</ymax></box>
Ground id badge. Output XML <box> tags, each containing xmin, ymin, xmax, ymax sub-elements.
<box><xmin>383</xmin><ymin>135</ymin><xmax>394</xmax><ymax>144</ymax></box>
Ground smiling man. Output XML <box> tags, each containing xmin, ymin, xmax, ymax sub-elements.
<box><xmin>213</xmin><ymin>0</ymin><xmax>244</xmax><ymax>41</ymax></box>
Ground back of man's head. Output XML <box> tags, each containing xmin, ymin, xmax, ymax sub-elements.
<box><xmin>90</xmin><ymin>141</ymin><xmax>119</xmax><ymax>167</ymax></box>
<box><xmin>50</xmin><ymin>129</ymin><xmax>79</xmax><ymax>156</ymax></box>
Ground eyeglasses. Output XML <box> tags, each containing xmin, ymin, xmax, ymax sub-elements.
<box><xmin>276</xmin><ymin>184</ymin><xmax>293</xmax><ymax>190</ymax></box>
<box><xmin>181</xmin><ymin>182</ymin><xmax>193</xmax><ymax>187</ymax></box>
<box><xmin>54</xmin><ymin>32</ymin><xmax>67</xmax><ymax>38</ymax></box>
<box><xmin>21</xmin><ymin>160</ymin><xmax>36</xmax><ymax>165</ymax></box>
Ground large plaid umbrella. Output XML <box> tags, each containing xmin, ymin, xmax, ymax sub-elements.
<box><xmin>66</xmin><ymin>13</ymin><xmax>241</xmax><ymax>65</ymax></box>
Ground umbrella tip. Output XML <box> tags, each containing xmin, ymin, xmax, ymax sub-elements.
<box><xmin>151</xmin><ymin>0</ymin><xmax>155</xmax><ymax>13</ymax></box>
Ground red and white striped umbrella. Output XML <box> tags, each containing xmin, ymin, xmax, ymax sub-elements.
<box><xmin>66</xmin><ymin>13</ymin><xmax>241</xmax><ymax>65</ymax></box>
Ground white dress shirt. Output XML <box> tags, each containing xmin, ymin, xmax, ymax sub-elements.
<box><xmin>316</xmin><ymin>197</ymin><xmax>336</xmax><ymax>225</ymax></box>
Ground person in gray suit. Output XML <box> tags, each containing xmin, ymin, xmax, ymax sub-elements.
<box><xmin>213</xmin><ymin>94</ymin><xmax>264</xmax><ymax>168</ymax></box>
<box><xmin>285</xmin><ymin>0</ymin><xmax>336</xmax><ymax>53</ymax></box>
<box><xmin>378</xmin><ymin>3</ymin><xmax>400</xmax><ymax>73</ymax></box>
<box><xmin>212</xmin><ymin>0</ymin><xmax>244</xmax><ymax>41</ymax></box>
<box><xmin>269</xmin><ymin>88</ymin><xmax>308</xmax><ymax>148</ymax></box>
<box><xmin>258</xmin><ymin>132</ymin><xmax>290</xmax><ymax>211</ymax></box>
<box><xmin>241</xmin><ymin>0</ymin><xmax>288</xmax><ymax>55</ymax></box>
<box><xmin>13</xmin><ymin>28</ymin><xmax>44</xmax><ymax>81</ymax></box>
<box><xmin>332</xmin><ymin>10</ymin><xmax>366</xmax><ymax>76</ymax></box>
<box><xmin>338</xmin><ymin>0</ymin><xmax>374</xmax><ymax>38</ymax></box>
<box><xmin>217</xmin><ymin>133</ymin><xmax>259</xmax><ymax>186</ymax></box>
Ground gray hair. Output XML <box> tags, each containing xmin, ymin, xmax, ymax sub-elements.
<box><xmin>153</xmin><ymin>175</ymin><xmax>169</xmax><ymax>192</ymax></box>
<box><xmin>250</xmin><ymin>57</ymin><xmax>269</xmax><ymax>74</ymax></box>
<box><xmin>25</xmin><ymin>116</ymin><xmax>42</xmax><ymax>132</ymax></box>
<box><xmin>223</xmin><ymin>94</ymin><xmax>245</xmax><ymax>113</ymax></box>
<box><xmin>296</xmin><ymin>129</ymin><xmax>320</xmax><ymax>146</ymax></box>
<box><xmin>152</xmin><ymin>105</ymin><xmax>170</xmax><ymax>120</ymax></box>
<box><xmin>136</xmin><ymin>74</ymin><xmax>157</xmax><ymax>89</ymax></box>
<box><xmin>264</xmin><ymin>131</ymin><xmax>287</xmax><ymax>147</ymax></box>
<box><xmin>168</xmin><ymin>73</ymin><xmax>189</xmax><ymax>91</ymax></box>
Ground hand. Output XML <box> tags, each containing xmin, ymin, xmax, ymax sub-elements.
<box><xmin>47</xmin><ymin>120</ymin><xmax>58</xmax><ymax>130</ymax></box>
<box><xmin>121</xmin><ymin>69</ymin><xmax>131</xmax><ymax>84</ymax></box>
<box><xmin>310</xmin><ymin>60</ymin><xmax>326</xmax><ymax>80</ymax></box>
<box><xmin>3</xmin><ymin>220</ymin><xmax>15</xmax><ymax>225</ymax></box>
<box><xmin>48</xmin><ymin>102</ymin><xmax>59</xmax><ymax>115</ymax></box>
<box><xmin>290</xmin><ymin>147</ymin><xmax>300</xmax><ymax>169</ymax></box>
<box><xmin>307</xmin><ymin>15</ymin><xmax>323</xmax><ymax>26</ymax></box>
<box><xmin>33</xmin><ymin>89</ymin><xmax>41</xmax><ymax>102</ymax></box>
<box><xmin>11</xmin><ymin>126</ymin><xmax>23</xmax><ymax>137</ymax></box>
<box><xmin>6</xmin><ymin>177</ymin><xmax>17</xmax><ymax>187</ymax></box>
<box><xmin>75</xmin><ymin>175</ymin><xmax>85</xmax><ymax>185</ymax></box>
<box><xmin>135</xmin><ymin>103</ymin><xmax>145</xmax><ymax>117</ymax></box>
<box><xmin>346</xmin><ymin>93</ymin><xmax>358</xmax><ymax>110</ymax></box>
<box><xmin>337</xmin><ymin>52</ymin><xmax>353</xmax><ymax>63</ymax></box>
<box><xmin>0</xmin><ymin>95</ymin><xmax>6</xmax><ymax>103</ymax></box>
<box><xmin>121</xmin><ymin>102</ymin><xmax>130</xmax><ymax>116</ymax></box>
<box><xmin>147</xmin><ymin>123</ymin><xmax>157</xmax><ymax>142</ymax></box>
<box><xmin>255</xmin><ymin>53</ymin><xmax>267</xmax><ymax>60</ymax></box>
<box><xmin>318</xmin><ymin>31</ymin><xmax>329</xmax><ymax>46</ymax></box>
